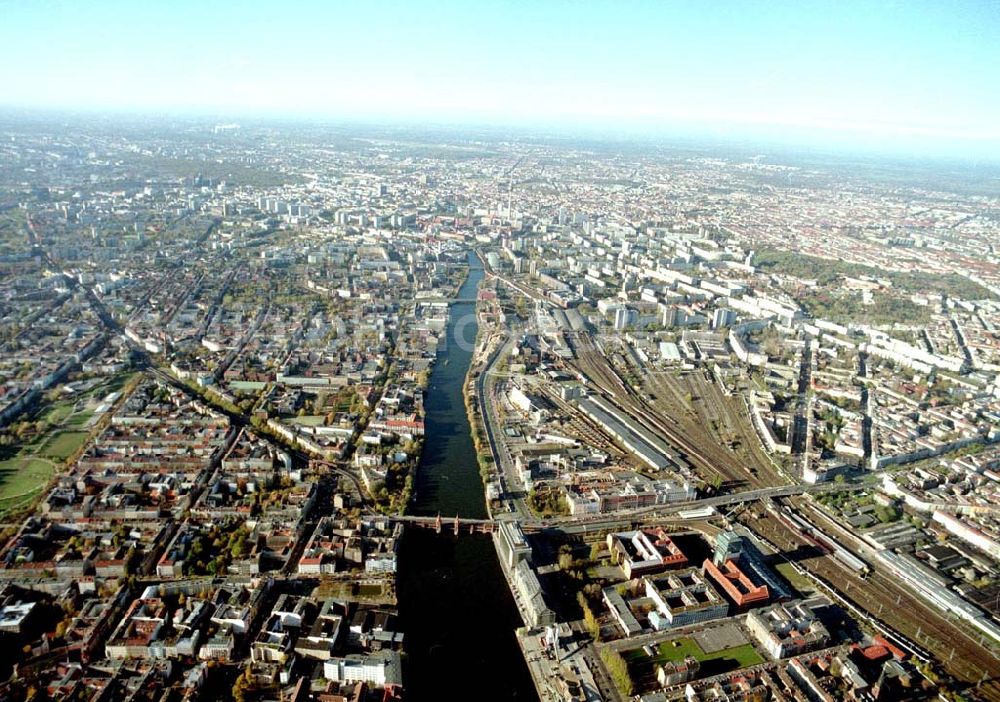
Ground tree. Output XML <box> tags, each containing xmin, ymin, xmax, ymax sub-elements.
<box><xmin>232</xmin><ymin>665</ymin><xmax>253</xmax><ymax>702</ymax></box>
<box><xmin>589</xmin><ymin>541</ymin><xmax>604</xmax><ymax>561</ymax></box>
<box><xmin>577</xmin><ymin>591</ymin><xmax>600</xmax><ymax>641</ymax></box>
<box><xmin>416</xmin><ymin>370</ymin><xmax>430</xmax><ymax>389</ymax></box>
<box><xmin>600</xmin><ymin>648</ymin><xmax>633</xmax><ymax>696</ymax></box>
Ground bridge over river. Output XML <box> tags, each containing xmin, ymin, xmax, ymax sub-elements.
<box><xmin>391</xmin><ymin>514</ymin><xmax>496</xmax><ymax>535</ymax></box>
<box><xmin>414</xmin><ymin>296</ymin><xmax>480</xmax><ymax>305</ymax></box>
<box><xmin>384</xmin><ymin>478</ymin><xmax>863</xmax><ymax>537</ymax></box>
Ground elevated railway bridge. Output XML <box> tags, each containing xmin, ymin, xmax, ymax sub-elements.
<box><xmin>391</xmin><ymin>514</ymin><xmax>496</xmax><ymax>535</ymax></box>
<box><xmin>382</xmin><ymin>478</ymin><xmax>863</xmax><ymax>537</ymax></box>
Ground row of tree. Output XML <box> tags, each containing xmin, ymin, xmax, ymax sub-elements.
<box><xmin>600</xmin><ymin>647</ymin><xmax>634</xmax><ymax>697</ymax></box>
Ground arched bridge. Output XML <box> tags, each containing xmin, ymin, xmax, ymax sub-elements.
<box><xmin>390</xmin><ymin>514</ymin><xmax>496</xmax><ymax>535</ymax></box>
<box><xmin>415</xmin><ymin>297</ymin><xmax>480</xmax><ymax>305</ymax></box>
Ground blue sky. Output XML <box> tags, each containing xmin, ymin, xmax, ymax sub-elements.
<box><xmin>1</xmin><ymin>0</ymin><xmax>998</xmax><ymax>155</ymax></box>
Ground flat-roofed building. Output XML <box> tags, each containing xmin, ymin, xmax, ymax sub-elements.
<box><xmin>323</xmin><ymin>650</ymin><xmax>402</xmax><ymax>687</ymax></box>
<box><xmin>645</xmin><ymin>569</ymin><xmax>728</xmax><ymax>630</ymax></box>
<box><xmin>607</xmin><ymin>528</ymin><xmax>688</xmax><ymax>578</ymax></box>
<box><xmin>514</xmin><ymin>560</ymin><xmax>556</xmax><ymax>628</ymax></box>
<box><xmin>747</xmin><ymin>600</ymin><xmax>830</xmax><ymax>659</ymax></box>
<box><xmin>713</xmin><ymin>530</ymin><xmax>792</xmax><ymax>602</ymax></box>
<box><xmin>497</xmin><ymin>521</ymin><xmax>532</xmax><ymax>570</ymax></box>
<box><xmin>602</xmin><ymin>586</ymin><xmax>642</xmax><ymax>637</ymax></box>
<box><xmin>0</xmin><ymin>601</ymin><xmax>37</xmax><ymax>634</ymax></box>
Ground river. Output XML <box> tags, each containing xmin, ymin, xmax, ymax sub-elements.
<box><xmin>396</xmin><ymin>252</ymin><xmax>537</xmax><ymax>701</ymax></box>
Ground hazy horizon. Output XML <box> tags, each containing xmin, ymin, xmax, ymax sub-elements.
<box><xmin>2</xmin><ymin>0</ymin><xmax>998</xmax><ymax>161</ymax></box>
<box><xmin>5</xmin><ymin>104</ymin><xmax>1000</xmax><ymax>172</ymax></box>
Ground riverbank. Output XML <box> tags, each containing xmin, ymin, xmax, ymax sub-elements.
<box><xmin>459</xmin><ymin>262</ymin><xmax>555</xmax><ymax>702</ymax></box>
<box><xmin>396</xmin><ymin>251</ymin><xmax>536</xmax><ymax>700</ymax></box>
<box><xmin>463</xmin><ymin>316</ymin><xmax>497</xmax><ymax>514</ymax></box>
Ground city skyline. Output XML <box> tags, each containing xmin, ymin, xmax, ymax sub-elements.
<box><xmin>2</xmin><ymin>0</ymin><xmax>999</xmax><ymax>158</ymax></box>
<box><xmin>1</xmin><ymin>90</ymin><xmax>1000</xmax><ymax>701</ymax></box>
<box><xmin>2</xmin><ymin>3</ymin><xmax>1000</xmax><ymax>700</ymax></box>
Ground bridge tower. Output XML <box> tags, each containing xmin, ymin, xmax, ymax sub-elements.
<box><xmin>453</xmin><ymin>515</ymin><xmax>461</xmax><ymax>536</ymax></box>
<box><xmin>434</xmin><ymin>514</ymin><xmax>442</xmax><ymax>534</ymax></box>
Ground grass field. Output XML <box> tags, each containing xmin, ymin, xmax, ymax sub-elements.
<box><xmin>0</xmin><ymin>371</ymin><xmax>136</xmax><ymax>519</ymax></box>
<box><xmin>102</xmin><ymin>373</ymin><xmax>135</xmax><ymax>394</ymax></box>
<box><xmin>64</xmin><ymin>409</ymin><xmax>96</xmax><ymax>428</ymax></box>
<box><xmin>288</xmin><ymin>415</ymin><xmax>325</xmax><ymax>427</ymax></box>
<box><xmin>774</xmin><ymin>560</ymin><xmax>814</xmax><ymax>594</ymax></box>
<box><xmin>228</xmin><ymin>381</ymin><xmax>267</xmax><ymax>392</ymax></box>
<box><xmin>0</xmin><ymin>457</ymin><xmax>57</xmax><ymax>501</ymax></box>
<box><xmin>38</xmin><ymin>431</ymin><xmax>90</xmax><ymax>461</ymax></box>
<box><xmin>313</xmin><ymin>579</ymin><xmax>393</xmax><ymax>604</ymax></box>
<box><xmin>657</xmin><ymin>637</ymin><xmax>763</xmax><ymax>668</ymax></box>
<box><xmin>625</xmin><ymin>636</ymin><xmax>764</xmax><ymax>682</ymax></box>
<box><xmin>42</xmin><ymin>401</ymin><xmax>76</xmax><ymax>426</ymax></box>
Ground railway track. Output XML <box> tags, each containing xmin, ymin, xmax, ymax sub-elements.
<box><xmin>694</xmin><ymin>370</ymin><xmax>786</xmax><ymax>486</ymax></box>
<box><xmin>644</xmin><ymin>371</ymin><xmax>695</xmax><ymax>425</ymax></box>
<box><xmin>746</xmin><ymin>511</ymin><xmax>1000</xmax><ymax>695</ymax></box>
<box><xmin>576</xmin><ymin>348</ymin><xmax>737</xmax><ymax>485</ymax></box>
<box><xmin>643</xmin><ymin>370</ymin><xmax>748</xmax><ymax>483</ymax></box>
<box><xmin>543</xmin><ymin>386</ymin><xmax>620</xmax><ymax>455</ymax></box>
<box><xmin>494</xmin><ymin>276</ymin><xmax>1000</xmax><ymax>696</ymax></box>
<box><xmin>568</xmin><ymin>335</ymin><xmax>767</xmax><ymax>490</ymax></box>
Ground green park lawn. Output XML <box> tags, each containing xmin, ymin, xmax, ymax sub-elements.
<box><xmin>64</xmin><ymin>409</ymin><xmax>95</xmax><ymax>428</ymax></box>
<box><xmin>0</xmin><ymin>457</ymin><xmax>57</xmax><ymax>504</ymax></box>
<box><xmin>658</xmin><ymin>637</ymin><xmax>762</xmax><ymax>668</ymax></box>
<box><xmin>38</xmin><ymin>431</ymin><xmax>90</xmax><ymax>461</ymax></box>
<box><xmin>0</xmin><ymin>372</ymin><xmax>134</xmax><ymax>517</ymax></box>
<box><xmin>288</xmin><ymin>415</ymin><xmax>326</xmax><ymax>427</ymax></box>
<box><xmin>773</xmin><ymin>561</ymin><xmax>814</xmax><ymax>594</ymax></box>
<box><xmin>42</xmin><ymin>401</ymin><xmax>76</xmax><ymax>426</ymax></box>
<box><xmin>625</xmin><ymin>635</ymin><xmax>764</xmax><ymax>682</ymax></box>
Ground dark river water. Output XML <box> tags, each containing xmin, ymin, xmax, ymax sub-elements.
<box><xmin>396</xmin><ymin>252</ymin><xmax>537</xmax><ymax>701</ymax></box>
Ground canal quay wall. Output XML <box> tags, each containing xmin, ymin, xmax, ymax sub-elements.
<box><xmin>458</xmin><ymin>254</ymin><xmax>576</xmax><ymax>702</ymax></box>
<box><xmin>396</xmin><ymin>252</ymin><xmax>537</xmax><ymax>701</ymax></box>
